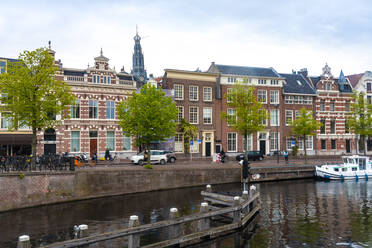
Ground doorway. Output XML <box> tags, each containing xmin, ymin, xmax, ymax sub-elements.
<box><xmin>346</xmin><ymin>139</ymin><xmax>351</xmax><ymax>153</ymax></box>
<box><xmin>215</xmin><ymin>144</ymin><xmax>221</xmax><ymax>154</ymax></box>
<box><xmin>260</xmin><ymin>140</ymin><xmax>266</xmax><ymax>155</ymax></box>
<box><xmin>89</xmin><ymin>131</ymin><xmax>98</xmax><ymax>157</ymax></box>
<box><xmin>205</xmin><ymin>142</ymin><xmax>211</xmax><ymax>157</ymax></box>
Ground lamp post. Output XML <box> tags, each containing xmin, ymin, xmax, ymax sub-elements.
<box><xmin>274</xmin><ymin>104</ymin><xmax>279</xmax><ymax>164</ymax></box>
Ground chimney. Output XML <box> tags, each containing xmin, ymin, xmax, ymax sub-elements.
<box><xmin>298</xmin><ymin>68</ymin><xmax>308</xmax><ymax>77</ymax></box>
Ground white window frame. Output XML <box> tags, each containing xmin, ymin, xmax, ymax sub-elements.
<box><xmin>227</xmin><ymin>108</ymin><xmax>236</xmax><ymax>126</ymax></box>
<box><xmin>243</xmin><ymin>134</ymin><xmax>252</xmax><ymax>151</ymax></box>
<box><xmin>203</xmin><ymin>87</ymin><xmax>212</xmax><ymax>101</ymax></box>
<box><xmin>260</xmin><ymin>109</ymin><xmax>267</xmax><ymax>126</ymax></box>
<box><xmin>189</xmin><ymin>85</ymin><xmax>198</xmax><ymax>101</ymax></box>
<box><xmin>189</xmin><ymin>106</ymin><xmax>199</xmax><ymax>124</ymax></box>
<box><xmin>227</xmin><ymin>133</ymin><xmax>237</xmax><ymax>152</ymax></box>
<box><xmin>257</xmin><ymin>90</ymin><xmax>267</xmax><ymax>103</ymax></box>
<box><xmin>270</xmin><ymin>90</ymin><xmax>279</xmax><ymax>104</ymax></box>
<box><xmin>270</xmin><ymin>109</ymin><xmax>280</xmax><ymax>126</ymax></box>
<box><xmin>71</xmin><ymin>100</ymin><xmax>80</xmax><ymax>119</ymax></box>
<box><xmin>226</xmin><ymin>88</ymin><xmax>233</xmax><ymax>103</ymax></box>
<box><xmin>106</xmin><ymin>101</ymin><xmax>115</xmax><ymax>119</ymax></box>
<box><xmin>107</xmin><ymin>131</ymin><xmax>115</xmax><ymax>151</ymax></box>
<box><xmin>285</xmin><ymin>110</ymin><xmax>293</xmax><ymax>126</ymax></box>
<box><xmin>123</xmin><ymin>133</ymin><xmax>132</xmax><ymax>151</ymax></box>
<box><xmin>270</xmin><ymin>132</ymin><xmax>279</xmax><ymax>151</ymax></box>
<box><xmin>177</xmin><ymin>106</ymin><xmax>184</xmax><ymax>123</ymax></box>
<box><xmin>71</xmin><ymin>131</ymin><xmax>80</xmax><ymax>152</ymax></box>
<box><xmin>175</xmin><ymin>133</ymin><xmax>184</xmax><ymax>153</ymax></box>
<box><xmin>203</xmin><ymin>107</ymin><xmax>212</xmax><ymax>124</ymax></box>
<box><xmin>174</xmin><ymin>84</ymin><xmax>184</xmax><ymax>100</ymax></box>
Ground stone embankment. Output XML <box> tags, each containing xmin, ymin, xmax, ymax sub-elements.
<box><xmin>0</xmin><ymin>157</ymin><xmax>341</xmax><ymax>212</ymax></box>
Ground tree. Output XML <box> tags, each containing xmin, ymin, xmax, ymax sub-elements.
<box><xmin>0</xmin><ymin>47</ymin><xmax>75</xmax><ymax>162</ymax></box>
<box><xmin>347</xmin><ymin>92</ymin><xmax>372</xmax><ymax>155</ymax></box>
<box><xmin>117</xmin><ymin>84</ymin><xmax>178</xmax><ymax>163</ymax></box>
<box><xmin>179</xmin><ymin>118</ymin><xmax>198</xmax><ymax>155</ymax></box>
<box><xmin>290</xmin><ymin>108</ymin><xmax>321</xmax><ymax>162</ymax></box>
<box><xmin>221</xmin><ymin>82</ymin><xmax>267</xmax><ymax>160</ymax></box>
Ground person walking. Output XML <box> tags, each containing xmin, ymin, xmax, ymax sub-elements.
<box><xmin>104</xmin><ymin>149</ymin><xmax>111</xmax><ymax>161</ymax></box>
<box><xmin>283</xmin><ymin>150</ymin><xmax>289</xmax><ymax>164</ymax></box>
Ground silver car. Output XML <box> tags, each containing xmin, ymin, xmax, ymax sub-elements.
<box><xmin>130</xmin><ymin>150</ymin><xmax>168</xmax><ymax>165</ymax></box>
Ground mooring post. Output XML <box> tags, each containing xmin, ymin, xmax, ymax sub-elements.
<box><xmin>249</xmin><ymin>185</ymin><xmax>256</xmax><ymax>197</ymax></box>
<box><xmin>233</xmin><ymin>196</ymin><xmax>241</xmax><ymax>223</ymax></box>
<box><xmin>206</xmin><ymin>184</ymin><xmax>212</xmax><ymax>193</ymax></box>
<box><xmin>128</xmin><ymin>215</ymin><xmax>140</xmax><ymax>248</ymax></box>
<box><xmin>169</xmin><ymin>207</ymin><xmax>180</xmax><ymax>239</ymax></box>
<box><xmin>199</xmin><ymin>202</ymin><xmax>210</xmax><ymax>231</ymax></box>
<box><xmin>78</xmin><ymin>224</ymin><xmax>88</xmax><ymax>238</ymax></box>
<box><xmin>17</xmin><ymin>235</ymin><xmax>31</xmax><ymax>248</ymax></box>
<box><xmin>242</xmin><ymin>190</ymin><xmax>249</xmax><ymax>215</ymax></box>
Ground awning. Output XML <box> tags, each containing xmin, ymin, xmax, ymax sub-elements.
<box><xmin>0</xmin><ymin>133</ymin><xmax>32</xmax><ymax>145</ymax></box>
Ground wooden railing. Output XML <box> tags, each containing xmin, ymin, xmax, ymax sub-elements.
<box><xmin>16</xmin><ymin>185</ymin><xmax>260</xmax><ymax>248</ymax></box>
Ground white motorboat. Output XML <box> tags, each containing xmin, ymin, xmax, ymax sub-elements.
<box><xmin>315</xmin><ymin>155</ymin><xmax>372</xmax><ymax>180</ymax></box>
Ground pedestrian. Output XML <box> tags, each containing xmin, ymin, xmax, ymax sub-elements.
<box><xmin>284</xmin><ymin>150</ymin><xmax>288</xmax><ymax>163</ymax></box>
<box><xmin>105</xmin><ymin>148</ymin><xmax>110</xmax><ymax>161</ymax></box>
<box><xmin>219</xmin><ymin>149</ymin><xmax>225</xmax><ymax>163</ymax></box>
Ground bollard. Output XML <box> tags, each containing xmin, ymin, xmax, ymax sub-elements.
<box><xmin>128</xmin><ymin>215</ymin><xmax>140</xmax><ymax>248</ymax></box>
<box><xmin>169</xmin><ymin>208</ymin><xmax>180</xmax><ymax>239</ymax></box>
<box><xmin>17</xmin><ymin>235</ymin><xmax>31</xmax><ymax>248</ymax></box>
<box><xmin>78</xmin><ymin>224</ymin><xmax>88</xmax><ymax>238</ymax></box>
<box><xmin>199</xmin><ymin>202</ymin><xmax>210</xmax><ymax>231</ymax></box>
<box><xmin>242</xmin><ymin>190</ymin><xmax>249</xmax><ymax>200</ymax></box>
<box><xmin>242</xmin><ymin>191</ymin><xmax>249</xmax><ymax>216</ymax></box>
<box><xmin>233</xmin><ymin>196</ymin><xmax>241</xmax><ymax>223</ymax></box>
<box><xmin>249</xmin><ymin>185</ymin><xmax>256</xmax><ymax>197</ymax></box>
<box><xmin>206</xmin><ymin>184</ymin><xmax>212</xmax><ymax>193</ymax></box>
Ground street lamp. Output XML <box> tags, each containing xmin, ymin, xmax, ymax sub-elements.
<box><xmin>274</xmin><ymin>104</ymin><xmax>279</xmax><ymax>164</ymax></box>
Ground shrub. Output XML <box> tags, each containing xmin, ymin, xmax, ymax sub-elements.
<box><xmin>144</xmin><ymin>164</ymin><xmax>153</xmax><ymax>169</ymax></box>
<box><xmin>19</xmin><ymin>173</ymin><xmax>25</xmax><ymax>179</ymax></box>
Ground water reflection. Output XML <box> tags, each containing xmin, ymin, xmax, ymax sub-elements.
<box><xmin>0</xmin><ymin>180</ymin><xmax>371</xmax><ymax>247</ymax></box>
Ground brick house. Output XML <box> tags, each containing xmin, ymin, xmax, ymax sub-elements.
<box><xmin>162</xmin><ymin>69</ymin><xmax>218</xmax><ymax>157</ymax></box>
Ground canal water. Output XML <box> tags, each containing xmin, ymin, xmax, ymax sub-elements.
<box><xmin>1</xmin><ymin>179</ymin><xmax>371</xmax><ymax>247</ymax></box>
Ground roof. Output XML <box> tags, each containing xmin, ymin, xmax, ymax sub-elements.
<box><xmin>280</xmin><ymin>73</ymin><xmax>316</xmax><ymax>95</ymax></box>
<box><xmin>118</xmin><ymin>74</ymin><xmax>133</xmax><ymax>80</ymax></box>
<box><xmin>308</xmin><ymin>76</ymin><xmax>321</xmax><ymax>87</ymax></box>
<box><xmin>0</xmin><ymin>57</ymin><xmax>18</xmax><ymax>63</ymax></box>
<box><xmin>346</xmin><ymin>73</ymin><xmax>364</xmax><ymax>88</ymax></box>
<box><xmin>212</xmin><ymin>64</ymin><xmax>281</xmax><ymax>78</ymax></box>
<box><xmin>64</xmin><ymin>70</ymin><xmax>85</xmax><ymax>77</ymax></box>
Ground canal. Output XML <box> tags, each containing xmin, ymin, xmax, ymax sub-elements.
<box><xmin>1</xmin><ymin>179</ymin><xmax>372</xmax><ymax>247</ymax></box>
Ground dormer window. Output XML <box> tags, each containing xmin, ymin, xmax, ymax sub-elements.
<box><xmin>93</xmin><ymin>75</ymin><xmax>101</xmax><ymax>83</ymax></box>
<box><xmin>103</xmin><ymin>76</ymin><xmax>111</xmax><ymax>84</ymax></box>
<box><xmin>227</xmin><ymin>77</ymin><xmax>236</xmax><ymax>83</ymax></box>
<box><xmin>270</xmin><ymin>79</ymin><xmax>278</xmax><ymax>85</ymax></box>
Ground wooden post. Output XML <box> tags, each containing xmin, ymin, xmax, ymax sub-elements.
<box><xmin>17</xmin><ymin>235</ymin><xmax>31</xmax><ymax>248</ymax></box>
<box><xmin>242</xmin><ymin>190</ymin><xmax>249</xmax><ymax>216</ymax></box>
<box><xmin>206</xmin><ymin>184</ymin><xmax>212</xmax><ymax>193</ymax></box>
<box><xmin>199</xmin><ymin>202</ymin><xmax>210</xmax><ymax>231</ymax></box>
<box><xmin>128</xmin><ymin>215</ymin><xmax>140</xmax><ymax>248</ymax></box>
<box><xmin>169</xmin><ymin>208</ymin><xmax>180</xmax><ymax>239</ymax></box>
<box><xmin>233</xmin><ymin>196</ymin><xmax>241</xmax><ymax>223</ymax></box>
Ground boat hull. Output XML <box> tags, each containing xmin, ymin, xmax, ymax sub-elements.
<box><xmin>315</xmin><ymin>169</ymin><xmax>372</xmax><ymax>180</ymax></box>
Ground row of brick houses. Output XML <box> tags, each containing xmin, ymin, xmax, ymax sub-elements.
<box><xmin>162</xmin><ymin>63</ymin><xmax>372</xmax><ymax>157</ymax></box>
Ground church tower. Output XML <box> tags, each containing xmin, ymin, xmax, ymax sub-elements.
<box><xmin>131</xmin><ymin>27</ymin><xmax>147</xmax><ymax>85</ymax></box>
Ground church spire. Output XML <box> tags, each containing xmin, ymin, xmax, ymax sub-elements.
<box><xmin>131</xmin><ymin>26</ymin><xmax>147</xmax><ymax>85</ymax></box>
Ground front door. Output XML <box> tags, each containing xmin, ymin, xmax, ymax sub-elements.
<box><xmin>215</xmin><ymin>144</ymin><xmax>221</xmax><ymax>154</ymax></box>
<box><xmin>90</xmin><ymin>139</ymin><xmax>97</xmax><ymax>157</ymax></box>
<box><xmin>44</xmin><ymin>144</ymin><xmax>56</xmax><ymax>155</ymax></box>
<box><xmin>205</xmin><ymin>142</ymin><xmax>211</xmax><ymax>157</ymax></box>
<box><xmin>346</xmin><ymin>139</ymin><xmax>351</xmax><ymax>153</ymax></box>
<box><xmin>260</xmin><ymin>140</ymin><xmax>266</xmax><ymax>155</ymax></box>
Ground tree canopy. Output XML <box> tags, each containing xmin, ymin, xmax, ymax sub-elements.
<box><xmin>179</xmin><ymin>118</ymin><xmax>198</xmax><ymax>154</ymax></box>
<box><xmin>290</xmin><ymin>107</ymin><xmax>321</xmax><ymax>159</ymax></box>
<box><xmin>221</xmin><ymin>82</ymin><xmax>267</xmax><ymax>157</ymax></box>
<box><xmin>347</xmin><ymin>91</ymin><xmax>372</xmax><ymax>155</ymax></box>
<box><xmin>118</xmin><ymin>84</ymin><xmax>178</xmax><ymax>161</ymax></box>
<box><xmin>0</xmin><ymin>47</ymin><xmax>75</xmax><ymax>158</ymax></box>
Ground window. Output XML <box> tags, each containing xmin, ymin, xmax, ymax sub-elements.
<box><xmin>270</xmin><ymin>109</ymin><xmax>279</xmax><ymax>126</ymax></box>
<box><xmin>174</xmin><ymin>84</ymin><xmax>184</xmax><ymax>100</ymax></box>
<box><xmin>71</xmin><ymin>131</ymin><xmax>80</xmax><ymax>152</ymax></box>
<box><xmin>258</xmin><ymin>79</ymin><xmax>266</xmax><ymax>85</ymax></box>
<box><xmin>227</xmin><ymin>108</ymin><xmax>236</xmax><ymax>126</ymax></box>
<box><xmin>93</xmin><ymin>75</ymin><xmax>101</xmax><ymax>83</ymax></box>
<box><xmin>330</xmin><ymin>100</ymin><xmax>335</xmax><ymax>111</ymax></box>
<box><xmin>177</xmin><ymin>106</ymin><xmax>184</xmax><ymax>123</ymax></box>
<box><xmin>123</xmin><ymin>133</ymin><xmax>131</xmax><ymax>151</ymax></box>
<box><xmin>89</xmin><ymin>100</ymin><xmax>98</xmax><ymax>119</ymax></box>
<box><xmin>285</xmin><ymin>110</ymin><xmax>293</xmax><ymax>126</ymax></box>
<box><xmin>203</xmin><ymin>107</ymin><xmax>212</xmax><ymax>124</ymax></box>
<box><xmin>305</xmin><ymin>136</ymin><xmax>313</xmax><ymax>150</ymax></box>
<box><xmin>1</xmin><ymin>113</ymin><xmax>11</xmax><ymax>129</ymax></box>
<box><xmin>285</xmin><ymin>95</ymin><xmax>293</xmax><ymax>104</ymax></box>
<box><xmin>327</xmin><ymin>83</ymin><xmax>331</xmax><ymax>90</ymax></box>
<box><xmin>175</xmin><ymin>133</ymin><xmax>183</xmax><ymax>153</ymax></box>
<box><xmin>295</xmin><ymin>110</ymin><xmax>300</xmax><ymax>119</ymax></box>
<box><xmin>226</xmin><ymin>88</ymin><xmax>233</xmax><ymax>103</ymax></box>
<box><xmin>227</xmin><ymin>77</ymin><xmax>236</xmax><ymax>83</ymax></box>
<box><xmin>71</xmin><ymin>100</ymin><xmax>80</xmax><ymax>118</ymax></box>
<box><xmin>243</xmin><ymin>134</ymin><xmax>252</xmax><ymax>151</ymax></box>
<box><xmin>367</xmin><ymin>96</ymin><xmax>372</xmax><ymax>104</ymax></box>
<box><xmin>189</xmin><ymin>86</ymin><xmax>198</xmax><ymax>101</ymax></box>
<box><xmin>270</xmin><ymin>79</ymin><xmax>278</xmax><ymax>85</ymax></box>
<box><xmin>189</xmin><ymin>107</ymin><xmax>198</xmax><ymax>124</ymax></box>
<box><xmin>203</xmin><ymin>87</ymin><xmax>212</xmax><ymax>101</ymax></box>
<box><xmin>270</xmin><ymin>132</ymin><xmax>279</xmax><ymax>151</ymax></box>
<box><xmin>106</xmin><ymin>101</ymin><xmax>115</xmax><ymax>119</ymax></box>
<box><xmin>345</xmin><ymin>101</ymin><xmax>350</xmax><ymax>112</ymax></box>
<box><xmin>321</xmin><ymin>140</ymin><xmax>326</xmax><ymax>149</ymax></box>
<box><xmin>257</xmin><ymin>90</ymin><xmax>267</xmax><ymax>103</ymax></box>
<box><xmin>367</xmin><ymin>82</ymin><xmax>371</xmax><ymax>92</ymax></box>
<box><xmin>286</xmin><ymin>138</ymin><xmax>294</xmax><ymax>150</ymax></box>
<box><xmin>320</xmin><ymin>119</ymin><xmax>326</xmax><ymax>134</ymax></box>
<box><xmin>331</xmin><ymin>139</ymin><xmax>336</xmax><ymax>149</ymax></box>
<box><xmin>260</xmin><ymin>109</ymin><xmax>267</xmax><ymax>126</ymax></box>
<box><xmin>345</xmin><ymin>120</ymin><xmax>350</xmax><ymax>134</ymax></box>
<box><xmin>190</xmin><ymin>134</ymin><xmax>199</xmax><ymax>153</ymax></box>
<box><xmin>270</xmin><ymin>90</ymin><xmax>279</xmax><ymax>104</ymax></box>
<box><xmin>107</xmin><ymin>131</ymin><xmax>115</xmax><ymax>151</ymax></box>
<box><xmin>103</xmin><ymin>76</ymin><xmax>111</xmax><ymax>84</ymax></box>
<box><xmin>304</xmin><ymin>96</ymin><xmax>312</xmax><ymax>104</ymax></box>
<box><xmin>227</xmin><ymin>133</ymin><xmax>237</xmax><ymax>152</ymax></box>
<box><xmin>330</xmin><ymin>119</ymin><xmax>336</xmax><ymax>134</ymax></box>
<box><xmin>320</xmin><ymin>100</ymin><xmax>325</xmax><ymax>111</ymax></box>
<box><xmin>0</xmin><ymin>61</ymin><xmax>6</xmax><ymax>74</ymax></box>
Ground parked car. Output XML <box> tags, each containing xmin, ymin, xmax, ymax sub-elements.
<box><xmin>130</xmin><ymin>150</ymin><xmax>168</xmax><ymax>165</ymax></box>
<box><xmin>163</xmin><ymin>150</ymin><xmax>177</xmax><ymax>163</ymax></box>
<box><xmin>235</xmin><ymin>151</ymin><xmax>264</xmax><ymax>161</ymax></box>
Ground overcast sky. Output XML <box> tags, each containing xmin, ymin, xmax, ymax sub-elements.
<box><xmin>1</xmin><ymin>0</ymin><xmax>372</xmax><ymax>77</ymax></box>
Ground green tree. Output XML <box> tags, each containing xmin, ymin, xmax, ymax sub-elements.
<box><xmin>0</xmin><ymin>47</ymin><xmax>75</xmax><ymax>161</ymax></box>
<box><xmin>347</xmin><ymin>92</ymin><xmax>372</xmax><ymax>155</ymax></box>
<box><xmin>290</xmin><ymin>108</ymin><xmax>321</xmax><ymax>162</ymax></box>
<box><xmin>179</xmin><ymin>118</ymin><xmax>198</xmax><ymax>155</ymax></box>
<box><xmin>221</xmin><ymin>82</ymin><xmax>267</xmax><ymax>160</ymax></box>
<box><xmin>117</xmin><ymin>84</ymin><xmax>178</xmax><ymax>163</ymax></box>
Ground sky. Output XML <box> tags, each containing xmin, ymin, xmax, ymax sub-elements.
<box><xmin>1</xmin><ymin>0</ymin><xmax>372</xmax><ymax>77</ymax></box>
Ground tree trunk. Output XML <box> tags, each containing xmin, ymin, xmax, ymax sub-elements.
<box><xmin>146</xmin><ymin>143</ymin><xmax>151</xmax><ymax>164</ymax></box>
<box><xmin>362</xmin><ymin>135</ymin><xmax>366</xmax><ymax>156</ymax></box>
<box><xmin>303</xmin><ymin>135</ymin><xmax>307</xmax><ymax>164</ymax></box>
<box><xmin>31</xmin><ymin>127</ymin><xmax>37</xmax><ymax>168</ymax></box>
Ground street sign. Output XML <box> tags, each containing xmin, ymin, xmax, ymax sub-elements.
<box><xmin>291</xmin><ymin>140</ymin><xmax>295</xmax><ymax>147</ymax></box>
<box><xmin>190</xmin><ymin>140</ymin><xmax>193</xmax><ymax>146</ymax></box>
<box><xmin>197</xmin><ymin>139</ymin><xmax>201</xmax><ymax>144</ymax></box>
